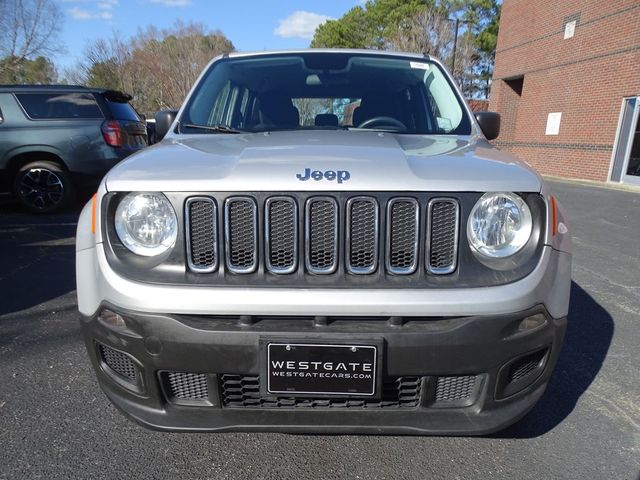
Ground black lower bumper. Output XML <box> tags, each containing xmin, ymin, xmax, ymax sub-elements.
<box><xmin>80</xmin><ymin>305</ymin><xmax>566</xmax><ymax>435</ymax></box>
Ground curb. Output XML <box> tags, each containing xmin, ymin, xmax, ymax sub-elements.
<box><xmin>543</xmin><ymin>175</ymin><xmax>640</xmax><ymax>194</ymax></box>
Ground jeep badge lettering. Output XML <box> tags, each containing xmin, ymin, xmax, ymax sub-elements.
<box><xmin>296</xmin><ymin>168</ymin><xmax>351</xmax><ymax>184</ymax></box>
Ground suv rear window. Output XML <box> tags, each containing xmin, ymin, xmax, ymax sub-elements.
<box><xmin>104</xmin><ymin>99</ymin><xmax>140</xmax><ymax>121</ymax></box>
<box><xmin>15</xmin><ymin>93</ymin><xmax>103</xmax><ymax>120</ymax></box>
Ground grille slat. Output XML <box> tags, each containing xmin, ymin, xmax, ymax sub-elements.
<box><xmin>387</xmin><ymin>198</ymin><xmax>419</xmax><ymax>274</ymax></box>
<box><xmin>427</xmin><ymin>199</ymin><xmax>459</xmax><ymax>274</ymax></box>
<box><xmin>225</xmin><ymin>197</ymin><xmax>258</xmax><ymax>273</ymax></box>
<box><xmin>220</xmin><ymin>375</ymin><xmax>422</xmax><ymax>409</ymax></box>
<box><xmin>186</xmin><ymin>197</ymin><xmax>217</xmax><ymax>272</ymax></box>
<box><xmin>306</xmin><ymin>197</ymin><xmax>338</xmax><ymax>274</ymax></box>
<box><xmin>265</xmin><ymin>197</ymin><xmax>297</xmax><ymax>273</ymax></box>
<box><xmin>346</xmin><ymin>197</ymin><xmax>379</xmax><ymax>274</ymax></box>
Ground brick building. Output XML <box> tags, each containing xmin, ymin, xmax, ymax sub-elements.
<box><xmin>489</xmin><ymin>0</ymin><xmax>640</xmax><ymax>185</ymax></box>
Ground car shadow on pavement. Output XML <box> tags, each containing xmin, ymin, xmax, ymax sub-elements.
<box><xmin>494</xmin><ymin>281</ymin><xmax>613</xmax><ymax>438</ymax></box>
<box><xmin>0</xmin><ymin>205</ymin><xmax>79</xmax><ymax>316</ymax></box>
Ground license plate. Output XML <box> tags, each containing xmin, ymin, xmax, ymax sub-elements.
<box><xmin>266</xmin><ymin>343</ymin><xmax>377</xmax><ymax>396</ymax></box>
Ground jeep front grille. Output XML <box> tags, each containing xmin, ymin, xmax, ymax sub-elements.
<box><xmin>186</xmin><ymin>194</ymin><xmax>459</xmax><ymax>277</ymax></box>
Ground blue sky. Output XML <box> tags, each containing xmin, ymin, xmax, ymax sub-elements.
<box><xmin>56</xmin><ymin>0</ymin><xmax>362</xmax><ymax>69</ymax></box>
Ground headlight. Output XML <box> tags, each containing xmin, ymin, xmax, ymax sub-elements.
<box><xmin>115</xmin><ymin>192</ymin><xmax>177</xmax><ymax>256</ymax></box>
<box><xmin>467</xmin><ymin>192</ymin><xmax>532</xmax><ymax>258</ymax></box>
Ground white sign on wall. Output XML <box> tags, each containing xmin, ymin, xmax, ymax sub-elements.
<box><xmin>564</xmin><ymin>20</ymin><xmax>576</xmax><ymax>39</ymax></box>
<box><xmin>546</xmin><ymin>112</ymin><xmax>562</xmax><ymax>135</ymax></box>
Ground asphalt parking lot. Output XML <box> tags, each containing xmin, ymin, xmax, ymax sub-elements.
<box><xmin>0</xmin><ymin>180</ymin><xmax>639</xmax><ymax>480</ymax></box>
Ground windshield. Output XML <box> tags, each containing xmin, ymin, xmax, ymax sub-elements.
<box><xmin>180</xmin><ymin>53</ymin><xmax>471</xmax><ymax>135</ymax></box>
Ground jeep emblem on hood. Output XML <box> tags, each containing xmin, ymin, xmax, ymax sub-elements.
<box><xmin>296</xmin><ymin>168</ymin><xmax>351</xmax><ymax>184</ymax></box>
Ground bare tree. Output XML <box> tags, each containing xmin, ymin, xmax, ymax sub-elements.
<box><xmin>130</xmin><ymin>21</ymin><xmax>234</xmax><ymax>110</ymax></box>
<box><xmin>385</xmin><ymin>8</ymin><xmax>480</xmax><ymax>97</ymax></box>
<box><xmin>292</xmin><ymin>98</ymin><xmax>334</xmax><ymax>126</ymax></box>
<box><xmin>70</xmin><ymin>21</ymin><xmax>234</xmax><ymax>115</ymax></box>
<box><xmin>385</xmin><ymin>9</ymin><xmax>454</xmax><ymax>59</ymax></box>
<box><xmin>0</xmin><ymin>0</ymin><xmax>63</xmax><ymax>75</ymax></box>
<box><xmin>450</xmin><ymin>31</ymin><xmax>479</xmax><ymax>97</ymax></box>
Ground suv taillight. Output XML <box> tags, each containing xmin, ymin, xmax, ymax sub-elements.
<box><xmin>101</xmin><ymin>120</ymin><xmax>122</xmax><ymax>147</ymax></box>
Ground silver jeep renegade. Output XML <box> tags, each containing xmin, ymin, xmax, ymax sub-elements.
<box><xmin>75</xmin><ymin>49</ymin><xmax>572</xmax><ymax>435</ymax></box>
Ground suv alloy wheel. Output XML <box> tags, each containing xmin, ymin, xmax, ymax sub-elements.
<box><xmin>13</xmin><ymin>161</ymin><xmax>74</xmax><ymax>213</ymax></box>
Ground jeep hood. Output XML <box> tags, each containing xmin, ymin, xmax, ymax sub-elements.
<box><xmin>105</xmin><ymin>130</ymin><xmax>542</xmax><ymax>192</ymax></box>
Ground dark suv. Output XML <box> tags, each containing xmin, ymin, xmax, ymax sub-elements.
<box><xmin>0</xmin><ymin>85</ymin><xmax>147</xmax><ymax>212</ymax></box>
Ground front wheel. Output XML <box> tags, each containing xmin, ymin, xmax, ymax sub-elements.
<box><xmin>13</xmin><ymin>161</ymin><xmax>74</xmax><ymax>213</ymax></box>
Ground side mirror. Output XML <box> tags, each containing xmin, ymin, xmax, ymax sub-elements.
<box><xmin>154</xmin><ymin>109</ymin><xmax>178</xmax><ymax>141</ymax></box>
<box><xmin>474</xmin><ymin>112</ymin><xmax>501</xmax><ymax>141</ymax></box>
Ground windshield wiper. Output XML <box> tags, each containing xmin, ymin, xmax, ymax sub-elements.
<box><xmin>182</xmin><ymin>123</ymin><xmax>244</xmax><ymax>134</ymax></box>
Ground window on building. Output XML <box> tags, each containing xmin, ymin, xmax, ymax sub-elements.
<box><xmin>626</xmin><ymin>118</ymin><xmax>640</xmax><ymax>177</ymax></box>
<box><xmin>563</xmin><ymin>13</ymin><xmax>580</xmax><ymax>40</ymax></box>
<box><xmin>505</xmin><ymin>77</ymin><xmax>523</xmax><ymax>97</ymax></box>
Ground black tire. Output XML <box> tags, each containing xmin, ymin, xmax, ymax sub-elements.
<box><xmin>13</xmin><ymin>161</ymin><xmax>75</xmax><ymax>214</ymax></box>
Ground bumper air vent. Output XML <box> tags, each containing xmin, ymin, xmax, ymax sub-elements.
<box><xmin>220</xmin><ymin>375</ymin><xmax>423</xmax><ymax>409</ymax></box>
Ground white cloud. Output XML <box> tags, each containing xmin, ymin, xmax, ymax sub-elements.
<box><xmin>274</xmin><ymin>11</ymin><xmax>334</xmax><ymax>40</ymax></box>
<box><xmin>98</xmin><ymin>0</ymin><xmax>118</xmax><ymax>10</ymax></box>
<box><xmin>150</xmin><ymin>0</ymin><xmax>191</xmax><ymax>6</ymax></box>
<box><xmin>68</xmin><ymin>6</ymin><xmax>112</xmax><ymax>20</ymax></box>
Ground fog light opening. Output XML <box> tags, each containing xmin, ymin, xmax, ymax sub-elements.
<box><xmin>96</xmin><ymin>342</ymin><xmax>144</xmax><ymax>394</ymax></box>
<box><xmin>496</xmin><ymin>346</ymin><xmax>550</xmax><ymax>400</ymax></box>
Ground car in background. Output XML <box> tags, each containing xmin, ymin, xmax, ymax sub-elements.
<box><xmin>0</xmin><ymin>85</ymin><xmax>147</xmax><ymax>213</ymax></box>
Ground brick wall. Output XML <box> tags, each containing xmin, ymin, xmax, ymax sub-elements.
<box><xmin>467</xmin><ymin>99</ymin><xmax>489</xmax><ymax>112</ymax></box>
<box><xmin>489</xmin><ymin>0</ymin><xmax>640</xmax><ymax>182</ymax></box>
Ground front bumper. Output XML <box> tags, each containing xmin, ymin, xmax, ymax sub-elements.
<box><xmin>76</xmin><ymin>243</ymin><xmax>571</xmax><ymax>319</ymax></box>
<box><xmin>81</xmin><ymin>304</ymin><xmax>566</xmax><ymax>435</ymax></box>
